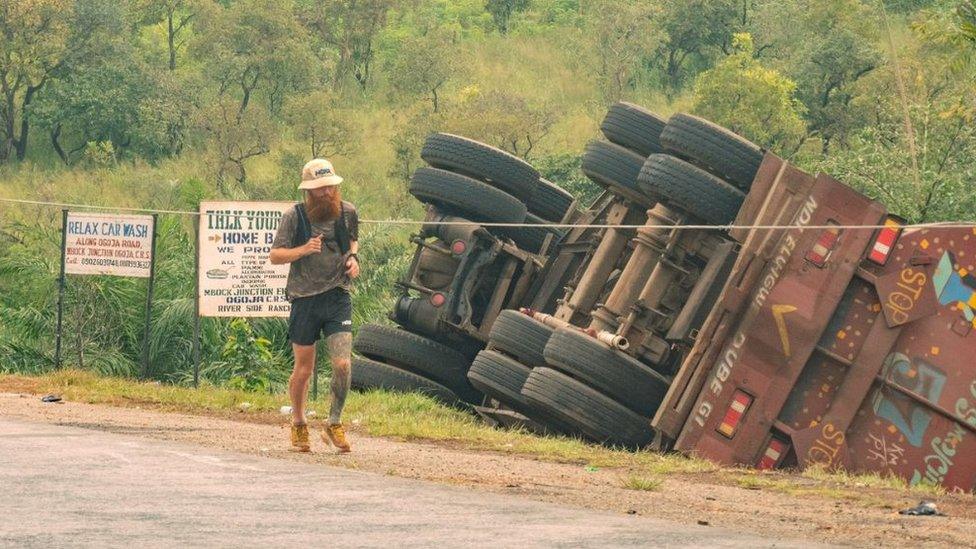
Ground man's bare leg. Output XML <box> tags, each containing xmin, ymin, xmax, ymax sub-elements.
<box><xmin>326</xmin><ymin>332</ymin><xmax>352</xmax><ymax>424</ymax></box>
<box><xmin>290</xmin><ymin>343</ymin><xmax>316</xmax><ymax>425</ymax></box>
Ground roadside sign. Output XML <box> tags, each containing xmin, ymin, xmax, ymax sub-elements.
<box><xmin>64</xmin><ymin>212</ymin><xmax>155</xmax><ymax>277</ymax></box>
<box><xmin>57</xmin><ymin>210</ymin><xmax>159</xmax><ymax>376</ymax></box>
<box><xmin>198</xmin><ymin>201</ymin><xmax>292</xmax><ymax>318</ymax></box>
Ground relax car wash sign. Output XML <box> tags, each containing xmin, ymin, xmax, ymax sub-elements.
<box><xmin>64</xmin><ymin>213</ymin><xmax>155</xmax><ymax>277</ymax></box>
<box><xmin>198</xmin><ymin>201</ymin><xmax>292</xmax><ymax>318</ymax></box>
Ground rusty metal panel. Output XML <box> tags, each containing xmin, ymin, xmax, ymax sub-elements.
<box><xmin>843</xmin><ymin>227</ymin><xmax>976</xmax><ymax>491</ymax></box>
<box><xmin>653</xmin><ymin>154</ymin><xmax>818</xmax><ymax>441</ymax></box>
<box><xmin>673</xmin><ymin>203</ymin><xmax>976</xmax><ymax>490</ymax></box>
<box><xmin>672</xmin><ymin>171</ymin><xmax>886</xmax><ymax>464</ymax></box>
<box><xmin>730</xmin><ymin>154</ymin><xmax>791</xmax><ymax>243</ymax></box>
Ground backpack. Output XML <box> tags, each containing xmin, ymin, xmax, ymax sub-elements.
<box><xmin>293</xmin><ymin>202</ymin><xmax>351</xmax><ymax>254</ymax></box>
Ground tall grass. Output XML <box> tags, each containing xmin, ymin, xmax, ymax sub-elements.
<box><xmin>0</xmin><ymin>142</ymin><xmax>422</xmax><ymax>387</ymax></box>
<box><xmin>0</xmin><ymin>29</ymin><xmax>616</xmax><ymax>389</ymax></box>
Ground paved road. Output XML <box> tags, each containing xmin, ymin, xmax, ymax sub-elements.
<box><xmin>0</xmin><ymin>417</ymin><xmax>816</xmax><ymax>548</ymax></box>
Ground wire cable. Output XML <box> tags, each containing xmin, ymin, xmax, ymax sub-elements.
<box><xmin>2</xmin><ymin>196</ymin><xmax>975</xmax><ymax>231</ymax></box>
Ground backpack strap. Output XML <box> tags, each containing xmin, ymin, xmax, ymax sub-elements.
<box><xmin>293</xmin><ymin>203</ymin><xmax>312</xmax><ymax>248</ymax></box>
<box><xmin>334</xmin><ymin>201</ymin><xmax>351</xmax><ymax>255</ymax></box>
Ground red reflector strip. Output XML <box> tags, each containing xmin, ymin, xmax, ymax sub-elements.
<box><xmin>805</xmin><ymin>222</ymin><xmax>841</xmax><ymax>268</ymax></box>
<box><xmin>868</xmin><ymin>219</ymin><xmax>902</xmax><ymax>265</ymax></box>
<box><xmin>716</xmin><ymin>391</ymin><xmax>752</xmax><ymax>438</ymax></box>
<box><xmin>819</xmin><ymin>231</ymin><xmax>839</xmax><ymax>248</ymax></box>
<box><xmin>806</xmin><ymin>246</ymin><xmax>828</xmax><ymax>266</ymax></box>
<box><xmin>757</xmin><ymin>438</ymin><xmax>788</xmax><ymax>470</ymax></box>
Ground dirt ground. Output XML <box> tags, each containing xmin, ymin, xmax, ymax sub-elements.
<box><xmin>2</xmin><ymin>391</ymin><xmax>973</xmax><ymax>548</ymax></box>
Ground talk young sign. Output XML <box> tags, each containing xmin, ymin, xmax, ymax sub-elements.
<box><xmin>198</xmin><ymin>201</ymin><xmax>293</xmax><ymax>317</ymax></box>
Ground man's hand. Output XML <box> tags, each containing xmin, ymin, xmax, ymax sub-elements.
<box><xmin>301</xmin><ymin>235</ymin><xmax>323</xmax><ymax>257</ymax></box>
<box><xmin>269</xmin><ymin>235</ymin><xmax>325</xmax><ymax>265</ymax></box>
<box><xmin>345</xmin><ymin>255</ymin><xmax>360</xmax><ymax>279</ymax></box>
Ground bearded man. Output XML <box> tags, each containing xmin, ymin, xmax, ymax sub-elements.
<box><xmin>270</xmin><ymin>158</ymin><xmax>360</xmax><ymax>453</ymax></box>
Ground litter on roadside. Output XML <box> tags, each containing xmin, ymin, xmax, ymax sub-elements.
<box><xmin>899</xmin><ymin>501</ymin><xmax>946</xmax><ymax>517</ymax></box>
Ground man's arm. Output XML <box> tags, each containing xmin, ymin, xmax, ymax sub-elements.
<box><xmin>345</xmin><ymin>240</ymin><xmax>360</xmax><ymax>278</ymax></box>
<box><xmin>270</xmin><ymin>236</ymin><xmax>322</xmax><ymax>265</ymax></box>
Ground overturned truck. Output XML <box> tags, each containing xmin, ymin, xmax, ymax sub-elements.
<box><xmin>653</xmin><ymin>154</ymin><xmax>976</xmax><ymax>492</ymax></box>
<box><xmin>352</xmin><ymin>103</ymin><xmax>976</xmax><ymax>492</ymax></box>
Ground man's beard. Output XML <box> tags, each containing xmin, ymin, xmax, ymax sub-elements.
<box><xmin>305</xmin><ymin>189</ymin><xmax>341</xmax><ymax>223</ymax></box>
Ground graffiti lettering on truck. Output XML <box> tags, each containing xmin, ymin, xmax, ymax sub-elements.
<box><xmin>807</xmin><ymin>422</ymin><xmax>846</xmax><ymax>467</ymax></box>
<box><xmin>693</xmin><ymin>195</ymin><xmax>819</xmax><ymax>427</ymax></box>
<box><xmin>883</xmin><ymin>267</ymin><xmax>928</xmax><ymax>325</ymax></box>
<box><xmin>955</xmin><ymin>380</ymin><xmax>976</xmax><ymax>429</ymax></box>
<box><xmin>910</xmin><ymin>423</ymin><xmax>966</xmax><ymax>487</ymax></box>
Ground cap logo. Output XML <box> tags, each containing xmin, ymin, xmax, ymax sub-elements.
<box><xmin>314</xmin><ymin>167</ymin><xmax>333</xmax><ymax>177</ymax></box>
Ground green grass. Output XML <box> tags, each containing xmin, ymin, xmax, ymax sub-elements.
<box><xmin>800</xmin><ymin>464</ymin><xmax>946</xmax><ymax>498</ymax></box>
<box><xmin>621</xmin><ymin>475</ymin><xmax>663</xmax><ymax>492</ymax></box>
<box><xmin>729</xmin><ymin>464</ymin><xmax>945</xmax><ymax>503</ymax></box>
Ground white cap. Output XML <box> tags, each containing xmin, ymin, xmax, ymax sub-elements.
<box><xmin>299</xmin><ymin>158</ymin><xmax>343</xmax><ymax>189</ymax></box>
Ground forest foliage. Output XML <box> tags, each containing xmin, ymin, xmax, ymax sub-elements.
<box><xmin>1</xmin><ymin>0</ymin><xmax>974</xmax><ymax>383</ymax></box>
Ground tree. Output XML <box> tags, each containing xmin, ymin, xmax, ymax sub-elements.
<box><xmin>692</xmin><ymin>33</ymin><xmax>807</xmax><ymax>154</ymax></box>
<box><xmin>133</xmin><ymin>0</ymin><xmax>210</xmax><ymax>70</ymax></box>
<box><xmin>582</xmin><ymin>0</ymin><xmax>660</xmax><ymax>102</ymax></box>
<box><xmin>650</xmin><ymin>0</ymin><xmax>740</xmax><ymax>98</ymax></box>
<box><xmin>198</xmin><ymin>98</ymin><xmax>276</xmax><ymax>188</ymax></box>
<box><xmin>0</xmin><ymin>0</ymin><xmax>126</xmax><ymax>162</ymax></box>
<box><xmin>751</xmin><ymin>0</ymin><xmax>880</xmax><ymax>154</ymax></box>
<box><xmin>29</xmin><ymin>7</ymin><xmax>191</xmax><ymax>166</ymax></box>
<box><xmin>282</xmin><ymin>90</ymin><xmax>357</xmax><ymax>158</ymax></box>
<box><xmin>389</xmin><ymin>102</ymin><xmax>443</xmax><ymax>182</ymax></box>
<box><xmin>822</xmin><ymin>1</ymin><xmax>976</xmax><ymax>223</ymax></box>
<box><xmin>817</xmin><ymin>104</ymin><xmax>976</xmax><ymax>223</ymax></box>
<box><xmin>962</xmin><ymin>1</ymin><xmax>976</xmax><ymax>43</ymax></box>
<box><xmin>484</xmin><ymin>0</ymin><xmax>528</xmax><ymax>34</ymax></box>
<box><xmin>0</xmin><ymin>1</ymin><xmax>72</xmax><ymax>162</ymax></box>
<box><xmin>301</xmin><ymin>0</ymin><xmax>398</xmax><ymax>91</ymax></box>
<box><xmin>382</xmin><ymin>30</ymin><xmax>461</xmax><ymax>112</ymax></box>
<box><xmin>32</xmin><ymin>59</ymin><xmax>190</xmax><ymax>164</ymax></box>
<box><xmin>445</xmin><ymin>86</ymin><xmax>555</xmax><ymax>158</ymax></box>
<box><xmin>31</xmin><ymin>59</ymin><xmax>152</xmax><ymax>164</ymax></box>
<box><xmin>913</xmin><ymin>0</ymin><xmax>976</xmax><ymax>71</ymax></box>
<box><xmin>196</xmin><ymin>0</ymin><xmax>314</xmax><ymax>119</ymax></box>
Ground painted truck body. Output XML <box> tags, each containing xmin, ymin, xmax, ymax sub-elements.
<box><xmin>653</xmin><ymin>153</ymin><xmax>976</xmax><ymax>492</ymax></box>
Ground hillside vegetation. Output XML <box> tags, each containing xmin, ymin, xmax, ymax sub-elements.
<box><xmin>1</xmin><ymin>0</ymin><xmax>974</xmax><ymax>385</ymax></box>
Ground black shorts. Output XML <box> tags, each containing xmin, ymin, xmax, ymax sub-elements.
<box><xmin>288</xmin><ymin>288</ymin><xmax>353</xmax><ymax>345</ymax></box>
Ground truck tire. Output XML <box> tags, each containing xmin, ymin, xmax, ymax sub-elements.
<box><xmin>659</xmin><ymin>113</ymin><xmax>763</xmax><ymax>191</ymax></box>
<box><xmin>467</xmin><ymin>351</ymin><xmax>582</xmax><ymax>436</ymax></box>
<box><xmin>488</xmin><ymin>310</ymin><xmax>554</xmax><ymax>368</ymax></box>
<box><xmin>521</xmin><ymin>367</ymin><xmax>654</xmax><ymax>448</ymax></box>
<box><xmin>543</xmin><ymin>328</ymin><xmax>669</xmax><ymax>417</ymax></box>
<box><xmin>638</xmin><ymin>154</ymin><xmax>745</xmax><ymax>226</ymax></box>
<box><xmin>528</xmin><ymin>178</ymin><xmax>576</xmax><ymax>223</ymax></box>
<box><xmin>351</xmin><ymin>357</ymin><xmax>461</xmax><ymax>407</ymax></box>
<box><xmin>582</xmin><ymin>140</ymin><xmax>656</xmax><ymax>207</ymax></box>
<box><xmin>410</xmin><ymin>167</ymin><xmax>527</xmax><ymax>227</ymax></box>
<box><xmin>354</xmin><ymin>324</ymin><xmax>482</xmax><ymax>403</ymax></box>
<box><xmin>421</xmin><ymin>133</ymin><xmax>540</xmax><ymax>202</ymax></box>
<box><xmin>507</xmin><ymin>213</ymin><xmax>562</xmax><ymax>255</ymax></box>
<box><xmin>600</xmin><ymin>102</ymin><xmax>667</xmax><ymax>157</ymax></box>
<box><xmin>467</xmin><ymin>350</ymin><xmax>533</xmax><ymax>411</ymax></box>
